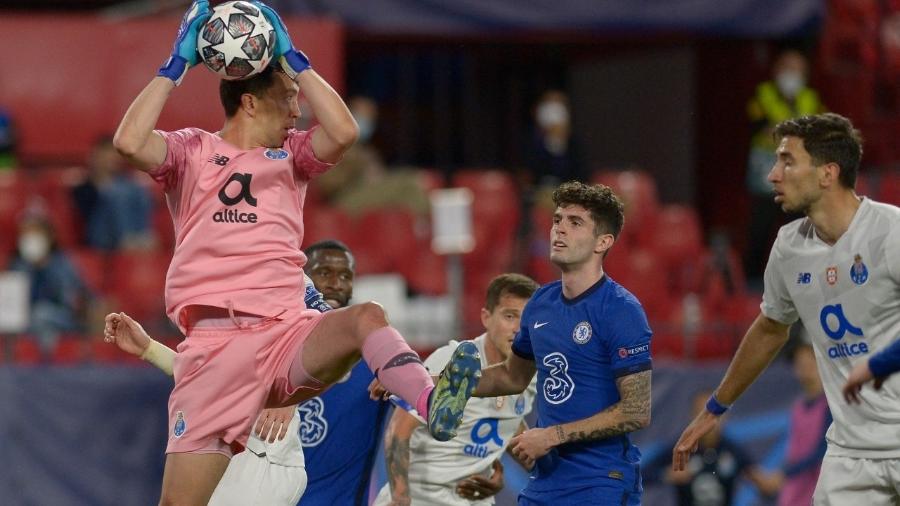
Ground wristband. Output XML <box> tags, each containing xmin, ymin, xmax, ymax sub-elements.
<box><xmin>141</xmin><ymin>339</ymin><xmax>176</xmax><ymax>376</ymax></box>
<box><xmin>158</xmin><ymin>55</ymin><xmax>189</xmax><ymax>86</ymax></box>
<box><xmin>705</xmin><ymin>393</ymin><xmax>730</xmax><ymax>415</ymax></box>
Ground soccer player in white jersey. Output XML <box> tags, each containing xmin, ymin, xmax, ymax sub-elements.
<box><xmin>112</xmin><ymin>2</ymin><xmax>480</xmax><ymax>504</ymax></box>
<box><xmin>673</xmin><ymin>113</ymin><xmax>900</xmax><ymax>505</ymax></box>
<box><xmin>374</xmin><ymin>273</ymin><xmax>540</xmax><ymax>506</ymax></box>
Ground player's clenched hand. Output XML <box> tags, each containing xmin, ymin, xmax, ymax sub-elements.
<box><xmin>843</xmin><ymin>359</ymin><xmax>883</xmax><ymax>404</ymax></box>
<box><xmin>254</xmin><ymin>405</ymin><xmax>295</xmax><ymax>443</ymax></box>
<box><xmin>104</xmin><ymin>312</ymin><xmax>151</xmax><ymax>357</ymax></box>
<box><xmin>509</xmin><ymin>428</ymin><xmax>556</xmax><ymax>469</ymax></box>
<box><xmin>456</xmin><ymin>459</ymin><xmax>504</xmax><ymax>500</ymax></box>
<box><xmin>672</xmin><ymin>410</ymin><xmax>720</xmax><ymax>472</ymax></box>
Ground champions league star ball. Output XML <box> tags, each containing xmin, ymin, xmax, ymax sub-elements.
<box><xmin>198</xmin><ymin>1</ymin><xmax>275</xmax><ymax>80</ymax></box>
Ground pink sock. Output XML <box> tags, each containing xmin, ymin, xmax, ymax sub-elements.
<box><xmin>362</xmin><ymin>326</ymin><xmax>433</xmax><ymax>413</ymax></box>
<box><xmin>416</xmin><ymin>385</ymin><xmax>434</xmax><ymax>419</ymax></box>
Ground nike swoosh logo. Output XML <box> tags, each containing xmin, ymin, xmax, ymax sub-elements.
<box><xmin>534</xmin><ymin>321</ymin><xmax>549</xmax><ymax>329</ymax></box>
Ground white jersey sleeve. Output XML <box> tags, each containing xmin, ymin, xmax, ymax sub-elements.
<box><xmin>761</xmin><ymin>229</ymin><xmax>800</xmax><ymax>325</ymax></box>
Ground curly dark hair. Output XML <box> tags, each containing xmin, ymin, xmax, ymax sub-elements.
<box><xmin>552</xmin><ymin>180</ymin><xmax>625</xmax><ymax>237</ymax></box>
<box><xmin>773</xmin><ymin>113</ymin><xmax>863</xmax><ymax>189</ymax></box>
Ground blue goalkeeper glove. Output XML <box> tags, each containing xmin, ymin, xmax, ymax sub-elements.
<box><xmin>158</xmin><ymin>0</ymin><xmax>211</xmax><ymax>86</ymax></box>
<box><xmin>253</xmin><ymin>1</ymin><xmax>311</xmax><ymax>79</ymax></box>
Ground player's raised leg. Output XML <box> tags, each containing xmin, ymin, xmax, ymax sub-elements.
<box><xmin>291</xmin><ymin>301</ymin><xmax>481</xmax><ymax>441</ymax></box>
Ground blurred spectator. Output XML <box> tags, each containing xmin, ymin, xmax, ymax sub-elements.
<box><xmin>744</xmin><ymin>50</ymin><xmax>825</xmax><ymax>282</ymax></box>
<box><xmin>0</xmin><ymin>106</ymin><xmax>18</xmax><ymax>170</ymax></box>
<box><xmin>644</xmin><ymin>390</ymin><xmax>782</xmax><ymax>505</ymax></box>
<box><xmin>522</xmin><ymin>90</ymin><xmax>586</xmax><ymax>187</ymax></box>
<box><xmin>775</xmin><ymin>327</ymin><xmax>830</xmax><ymax>506</ymax></box>
<box><xmin>317</xmin><ymin>95</ymin><xmax>429</xmax><ymax>216</ymax></box>
<box><xmin>71</xmin><ymin>136</ymin><xmax>155</xmax><ymax>251</ymax></box>
<box><xmin>7</xmin><ymin>208</ymin><xmax>94</xmax><ymax>355</ymax></box>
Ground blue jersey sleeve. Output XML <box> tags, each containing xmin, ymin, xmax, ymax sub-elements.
<box><xmin>869</xmin><ymin>339</ymin><xmax>900</xmax><ymax>378</ymax></box>
<box><xmin>511</xmin><ymin>310</ymin><xmax>534</xmax><ymax>360</ymax></box>
<box><xmin>303</xmin><ymin>275</ymin><xmax>333</xmax><ymax>314</ymax></box>
<box><xmin>606</xmin><ymin>299</ymin><xmax>652</xmax><ymax>378</ymax></box>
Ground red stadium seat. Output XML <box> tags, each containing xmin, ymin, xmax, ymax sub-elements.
<box><xmin>302</xmin><ymin>206</ymin><xmax>355</xmax><ymax>248</ymax></box>
<box><xmin>416</xmin><ymin>168</ymin><xmax>445</xmax><ymax>194</ymax></box>
<box><xmin>525</xmin><ymin>204</ymin><xmax>557</xmax><ymax>284</ymax></box>
<box><xmin>592</xmin><ymin>170</ymin><xmax>660</xmax><ymax>248</ymax></box>
<box><xmin>615</xmin><ymin>249</ymin><xmax>672</xmax><ymax>319</ymax></box>
<box><xmin>351</xmin><ymin>208</ymin><xmax>420</xmax><ymax>274</ymax></box>
<box><xmin>13</xmin><ymin>337</ymin><xmax>43</xmax><ymax>364</ymax></box>
<box><xmin>108</xmin><ymin>251</ymin><xmax>170</xmax><ymax>322</ymax></box>
<box><xmin>452</xmin><ymin>169</ymin><xmax>521</xmax><ymax>259</ymax></box>
<box><xmin>401</xmin><ymin>243</ymin><xmax>448</xmax><ymax>296</ymax></box>
<box><xmin>651</xmin><ymin>329</ymin><xmax>685</xmax><ymax>359</ymax></box>
<box><xmin>33</xmin><ymin>167</ymin><xmax>85</xmax><ymax>249</ymax></box>
<box><xmin>69</xmin><ymin>248</ymin><xmax>107</xmax><ymax>293</ymax></box>
<box><xmin>647</xmin><ymin>204</ymin><xmax>705</xmax><ymax>295</ymax></box>
<box><xmin>877</xmin><ymin>170</ymin><xmax>900</xmax><ymax>205</ymax></box>
<box><xmin>0</xmin><ymin>171</ymin><xmax>31</xmax><ymax>254</ymax></box>
<box><xmin>52</xmin><ymin>335</ymin><xmax>87</xmax><ymax>364</ymax></box>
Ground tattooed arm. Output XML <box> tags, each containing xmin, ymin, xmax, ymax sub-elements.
<box><xmin>508</xmin><ymin>370</ymin><xmax>652</xmax><ymax>468</ymax></box>
<box><xmin>560</xmin><ymin>370</ymin><xmax>652</xmax><ymax>442</ymax></box>
<box><xmin>383</xmin><ymin>407</ymin><xmax>420</xmax><ymax>506</ymax></box>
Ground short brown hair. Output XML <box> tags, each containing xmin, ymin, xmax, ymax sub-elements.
<box><xmin>484</xmin><ymin>273</ymin><xmax>539</xmax><ymax>313</ymax></box>
<box><xmin>552</xmin><ymin>180</ymin><xmax>625</xmax><ymax>237</ymax></box>
<box><xmin>219</xmin><ymin>65</ymin><xmax>281</xmax><ymax>117</ymax></box>
<box><xmin>773</xmin><ymin>113</ymin><xmax>863</xmax><ymax>189</ymax></box>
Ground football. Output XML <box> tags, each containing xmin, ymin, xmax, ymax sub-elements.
<box><xmin>197</xmin><ymin>1</ymin><xmax>275</xmax><ymax>80</ymax></box>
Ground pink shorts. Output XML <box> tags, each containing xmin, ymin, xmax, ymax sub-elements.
<box><xmin>165</xmin><ymin>306</ymin><xmax>327</xmax><ymax>457</ymax></box>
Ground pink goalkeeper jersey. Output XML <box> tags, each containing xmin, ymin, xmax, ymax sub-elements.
<box><xmin>149</xmin><ymin>127</ymin><xmax>332</xmax><ymax>332</ymax></box>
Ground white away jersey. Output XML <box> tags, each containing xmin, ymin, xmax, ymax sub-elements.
<box><xmin>761</xmin><ymin>198</ymin><xmax>900</xmax><ymax>457</ymax></box>
<box><xmin>377</xmin><ymin>336</ymin><xmax>536</xmax><ymax>505</ymax></box>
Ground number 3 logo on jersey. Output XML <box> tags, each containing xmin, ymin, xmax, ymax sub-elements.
<box><xmin>297</xmin><ymin>398</ymin><xmax>328</xmax><ymax>447</ymax></box>
<box><xmin>543</xmin><ymin>352</ymin><xmax>574</xmax><ymax>404</ymax></box>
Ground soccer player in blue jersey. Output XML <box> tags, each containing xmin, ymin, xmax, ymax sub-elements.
<box><xmin>471</xmin><ymin>181</ymin><xmax>653</xmax><ymax>505</ymax></box>
<box><xmin>296</xmin><ymin>240</ymin><xmax>391</xmax><ymax>506</ymax></box>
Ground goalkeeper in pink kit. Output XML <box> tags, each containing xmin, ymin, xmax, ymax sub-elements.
<box><xmin>111</xmin><ymin>1</ymin><xmax>481</xmax><ymax>505</ymax></box>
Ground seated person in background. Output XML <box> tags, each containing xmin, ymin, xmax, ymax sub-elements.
<box><xmin>643</xmin><ymin>390</ymin><xmax>781</xmax><ymax>506</ymax></box>
<box><xmin>7</xmin><ymin>209</ymin><xmax>95</xmax><ymax>355</ymax></box>
<box><xmin>72</xmin><ymin>136</ymin><xmax>155</xmax><ymax>251</ymax></box>
<box><xmin>315</xmin><ymin>95</ymin><xmax>429</xmax><ymax>216</ymax></box>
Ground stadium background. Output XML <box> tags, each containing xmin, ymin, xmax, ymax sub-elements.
<box><xmin>0</xmin><ymin>0</ymin><xmax>898</xmax><ymax>504</ymax></box>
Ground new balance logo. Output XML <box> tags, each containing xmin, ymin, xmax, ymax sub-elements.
<box><xmin>797</xmin><ymin>272</ymin><xmax>812</xmax><ymax>284</ymax></box>
<box><xmin>213</xmin><ymin>172</ymin><xmax>259</xmax><ymax>224</ymax></box>
<box><xmin>534</xmin><ymin>321</ymin><xmax>549</xmax><ymax>329</ymax></box>
<box><xmin>208</xmin><ymin>154</ymin><xmax>230</xmax><ymax>166</ymax></box>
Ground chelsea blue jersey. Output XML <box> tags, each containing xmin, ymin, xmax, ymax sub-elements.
<box><xmin>296</xmin><ymin>280</ymin><xmax>390</xmax><ymax>505</ymax></box>
<box><xmin>511</xmin><ymin>275</ymin><xmax>652</xmax><ymax>497</ymax></box>
<box><xmin>297</xmin><ymin>360</ymin><xmax>389</xmax><ymax>505</ymax></box>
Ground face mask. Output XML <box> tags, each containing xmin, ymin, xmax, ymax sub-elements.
<box><xmin>354</xmin><ymin>115</ymin><xmax>375</xmax><ymax>144</ymax></box>
<box><xmin>18</xmin><ymin>231</ymin><xmax>50</xmax><ymax>263</ymax></box>
<box><xmin>536</xmin><ymin>102</ymin><xmax>569</xmax><ymax>129</ymax></box>
<box><xmin>776</xmin><ymin>71</ymin><xmax>805</xmax><ymax>99</ymax></box>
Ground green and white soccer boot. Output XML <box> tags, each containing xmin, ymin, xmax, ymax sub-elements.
<box><xmin>427</xmin><ymin>340</ymin><xmax>482</xmax><ymax>442</ymax></box>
